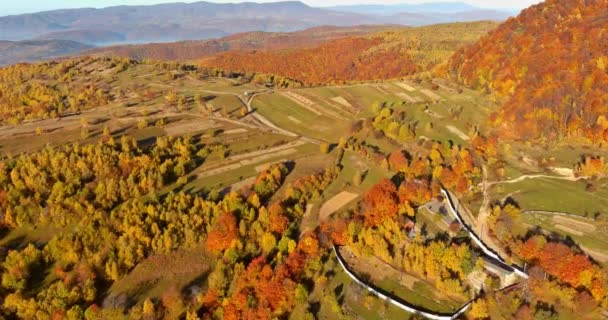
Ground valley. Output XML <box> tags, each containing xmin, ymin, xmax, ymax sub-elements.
<box><xmin>0</xmin><ymin>1</ymin><xmax>607</xmax><ymax>320</ymax></box>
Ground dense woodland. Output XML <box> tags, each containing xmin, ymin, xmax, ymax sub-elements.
<box><xmin>201</xmin><ymin>37</ymin><xmax>420</xmax><ymax>86</ymax></box>
<box><xmin>325</xmin><ymin>142</ymin><xmax>481</xmax><ymax>300</ymax></box>
<box><xmin>447</xmin><ymin>0</ymin><xmax>608</xmax><ymax>143</ymax></box>
<box><xmin>0</xmin><ymin>1</ymin><xmax>607</xmax><ymax>319</ymax></box>
<box><xmin>0</xmin><ymin>59</ymin><xmax>116</xmax><ymax>124</ymax></box>
<box><xmin>200</xmin><ymin>21</ymin><xmax>497</xmax><ymax>86</ymax></box>
<box><xmin>0</xmin><ymin>132</ymin><xmax>339</xmax><ymax>319</ymax></box>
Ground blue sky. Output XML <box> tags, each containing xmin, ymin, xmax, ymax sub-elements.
<box><xmin>2</xmin><ymin>0</ymin><xmax>542</xmax><ymax>16</ymax></box>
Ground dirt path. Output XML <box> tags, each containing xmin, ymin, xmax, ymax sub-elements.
<box><xmin>299</xmin><ymin>204</ymin><xmax>316</xmax><ymax>236</ymax></box>
<box><xmin>487</xmin><ymin>173</ymin><xmax>580</xmax><ymax>187</ymax></box>
<box><xmin>477</xmin><ymin>166</ymin><xmax>513</xmax><ymax>260</ymax></box>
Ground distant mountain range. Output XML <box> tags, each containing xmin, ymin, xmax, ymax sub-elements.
<box><xmin>0</xmin><ymin>40</ymin><xmax>92</xmax><ymax>66</ymax></box>
<box><xmin>329</xmin><ymin>2</ymin><xmax>483</xmax><ymax>15</ymax></box>
<box><xmin>0</xmin><ymin>1</ymin><xmax>374</xmax><ymax>45</ymax></box>
<box><xmin>0</xmin><ymin>1</ymin><xmax>515</xmax><ymax>66</ymax></box>
<box><xmin>329</xmin><ymin>2</ymin><xmax>516</xmax><ymax>25</ymax></box>
<box><xmin>85</xmin><ymin>25</ymin><xmax>398</xmax><ymax>61</ymax></box>
<box><xmin>0</xmin><ymin>1</ymin><xmax>514</xmax><ymax>46</ymax></box>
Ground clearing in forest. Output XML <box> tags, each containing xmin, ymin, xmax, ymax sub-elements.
<box><xmin>319</xmin><ymin>191</ymin><xmax>359</xmax><ymax>221</ymax></box>
<box><xmin>108</xmin><ymin>246</ymin><xmax>211</xmax><ymax>302</ymax></box>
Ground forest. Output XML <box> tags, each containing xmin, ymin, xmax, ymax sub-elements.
<box><xmin>0</xmin><ymin>0</ymin><xmax>607</xmax><ymax>319</ymax></box>
<box><xmin>447</xmin><ymin>0</ymin><xmax>608</xmax><ymax>143</ymax></box>
<box><xmin>200</xmin><ymin>21</ymin><xmax>497</xmax><ymax>86</ymax></box>
<box><xmin>0</xmin><ymin>132</ymin><xmax>339</xmax><ymax>319</ymax></box>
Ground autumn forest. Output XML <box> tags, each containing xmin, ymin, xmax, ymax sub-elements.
<box><xmin>0</xmin><ymin>1</ymin><xmax>607</xmax><ymax>320</ymax></box>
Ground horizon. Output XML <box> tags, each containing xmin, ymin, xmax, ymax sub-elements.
<box><xmin>1</xmin><ymin>0</ymin><xmax>541</xmax><ymax>16</ymax></box>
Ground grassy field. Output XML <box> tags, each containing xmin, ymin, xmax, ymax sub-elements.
<box><xmin>375</xmin><ymin>278</ymin><xmax>463</xmax><ymax>313</ymax></box>
<box><xmin>253</xmin><ymin>93</ymin><xmax>352</xmax><ymax>142</ymax></box>
<box><xmin>523</xmin><ymin>213</ymin><xmax>608</xmax><ymax>253</ymax></box>
<box><xmin>304</xmin><ymin>150</ymin><xmax>392</xmax><ymax>224</ymax></box>
<box><xmin>186</xmin><ymin>142</ymin><xmax>318</xmax><ymax>192</ymax></box>
<box><xmin>253</xmin><ymin>80</ymin><xmax>495</xmax><ymax>146</ymax></box>
<box><xmin>489</xmin><ymin>177</ymin><xmax>608</xmax><ymax>217</ymax></box>
<box><xmin>206</xmin><ymin>94</ymin><xmax>244</xmax><ymax>116</ymax></box>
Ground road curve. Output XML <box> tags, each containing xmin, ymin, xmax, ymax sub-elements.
<box><xmin>333</xmin><ymin>246</ymin><xmax>472</xmax><ymax>320</ymax></box>
<box><xmin>333</xmin><ymin>188</ymin><xmax>529</xmax><ymax>320</ymax></box>
<box><xmin>441</xmin><ymin>189</ymin><xmax>528</xmax><ymax>279</ymax></box>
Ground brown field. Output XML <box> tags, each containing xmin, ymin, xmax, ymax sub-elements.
<box><xmin>319</xmin><ymin>191</ymin><xmax>359</xmax><ymax>221</ymax></box>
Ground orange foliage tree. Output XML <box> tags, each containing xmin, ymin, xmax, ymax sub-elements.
<box><xmin>205</xmin><ymin>212</ymin><xmax>238</xmax><ymax>253</ymax></box>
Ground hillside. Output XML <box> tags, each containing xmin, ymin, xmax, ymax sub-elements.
<box><xmin>0</xmin><ymin>1</ymin><xmax>375</xmax><ymax>45</ymax></box>
<box><xmin>85</xmin><ymin>25</ymin><xmax>397</xmax><ymax>61</ymax></box>
<box><xmin>0</xmin><ymin>55</ymin><xmax>606</xmax><ymax>320</ymax></box>
<box><xmin>0</xmin><ymin>39</ymin><xmax>92</xmax><ymax>66</ymax></box>
<box><xmin>199</xmin><ymin>21</ymin><xmax>498</xmax><ymax>85</ymax></box>
<box><xmin>447</xmin><ymin>0</ymin><xmax>608</xmax><ymax>143</ymax></box>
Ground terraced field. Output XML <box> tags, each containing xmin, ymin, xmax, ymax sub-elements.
<box><xmin>253</xmin><ymin>80</ymin><xmax>492</xmax><ymax>144</ymax></box>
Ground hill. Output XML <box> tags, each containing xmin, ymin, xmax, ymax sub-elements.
<box><xmin>85</xmin><ymin>25</ymin><xmax>397</xmax><ymax>61</ymax></box>
<box><xmin>0</xmin><ymin>39</ymin><xmax>92</xmax><ymax>66</ymax></box>
<box><xmin>330</xmin><ymin>2</ymin><xmax>515</xmax><ymax>26</ymax></box>
<box><xmin>0</xmin><ymin>1</ymin><xmax>376</xmax><ymax>45</ymax></box>
<box><xmin>199</xmin><ymin>21</ymin><xmax>498</xmax><ymax>85</ymax></box>
<box><xmin>34</xmin><ymin>29</ymin><xmax>126</xmax><ymax>45</ymax></box>
<box><xmin>447</xmin><ymin>0</ymin><xmax>608</xmax><ymax>143</ymax></box>
<box><xmin>329</xmin><ymin>2</ymin><xmax>481</xmax><ymax>15</ymax></box>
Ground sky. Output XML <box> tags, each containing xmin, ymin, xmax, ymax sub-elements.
<box><xmin>1</xmin><ymin>0</ymin><xmax>542</xmax><ymax>16</ymax></box>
